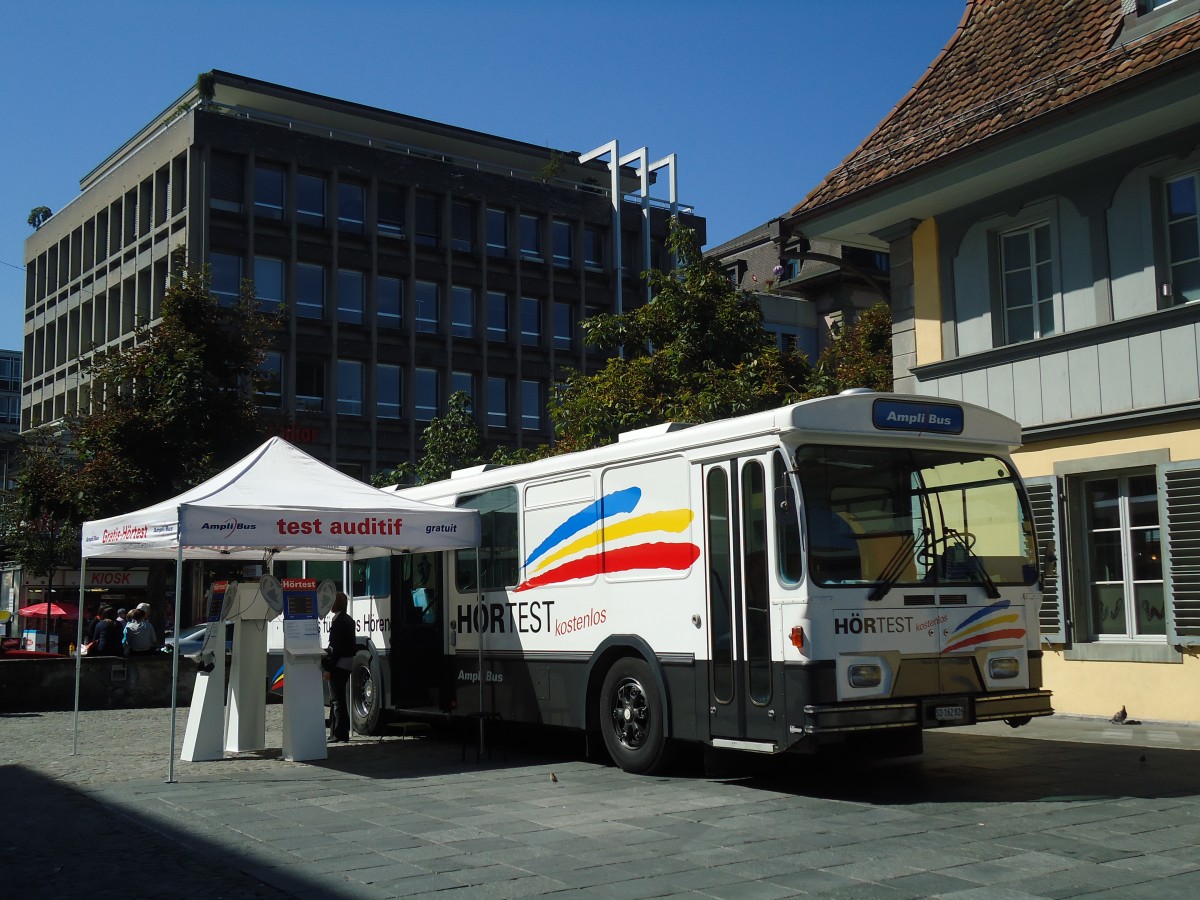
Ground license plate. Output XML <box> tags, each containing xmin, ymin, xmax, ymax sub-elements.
<box><xmin>934</xmin><ymin>705</ymin><xmax>966</xmax><ymax>722</ymax></box>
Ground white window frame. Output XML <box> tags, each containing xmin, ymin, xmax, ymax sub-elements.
<box><xmin>999</xmin><ymin>220</ymin><xmax>1057</xmax><ymax>344</ymax></box>
<box><xmin>1164</xmin><ymin>173</ymin><xmax>1200</xmax><ymax>305</ymax></box>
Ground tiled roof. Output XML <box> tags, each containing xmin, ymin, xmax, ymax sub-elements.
<box><xmin>791</xmin><ymin>0</ymin><xmax>1200</xmax><ymax>217</ymax></box>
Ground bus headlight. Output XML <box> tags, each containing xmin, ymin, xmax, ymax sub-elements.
<box><xmin>989</xmin><ymin>657</ymin><xmax>1020</xmax><ymax>679</ymax></box>
<box><xmin>848</xmin><ymin>664</ymin><xmax>882</xmax><ymax>688</ymax></box>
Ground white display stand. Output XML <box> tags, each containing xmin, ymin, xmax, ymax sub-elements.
<box><xmin>224</xmin><ymin>581</ymin><xmax>279</xmax><ymax>753</ymax></box>
<box><xmin>181</xmin><ymin>581</ymin><xmax>236</xmax><ymax>762</ymax></box>
<box><xmin>275</xmin><ymin>577</ymin><xmax>336</xmax><ymax>762</ymax></box>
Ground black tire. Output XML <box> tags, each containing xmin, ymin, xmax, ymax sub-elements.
<box><xmin>350</xmin><ymin>649</ymin><xmax>387</xmax><ymax>735</ymax></box>
<box><xmin>599</xmin><ymin>657</ymin><xmax>669</xmax><ymax>775</ymax></box>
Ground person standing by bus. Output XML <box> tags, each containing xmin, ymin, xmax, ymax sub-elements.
<box><xmin>322</xmin><ymin>592</ymin><xmax>355</xmax><ymax>743</ymax></box>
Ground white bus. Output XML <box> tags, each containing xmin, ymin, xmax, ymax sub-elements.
<box><xmin>345</xmin><ymin>391</ymin><xmax>1052</xmax><ymax>773</ymax></box>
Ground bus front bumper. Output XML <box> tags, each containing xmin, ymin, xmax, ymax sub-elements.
<box><xmin>794</xmin><ymin>690</ymin><xmax>1054</xmax><ymax>735</ymax></box>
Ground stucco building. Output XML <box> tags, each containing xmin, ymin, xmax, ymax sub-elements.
<box><xmin>781</xmin><ymin>0</ymin><xmax>1200</xmax><ymax>722</ymax></box>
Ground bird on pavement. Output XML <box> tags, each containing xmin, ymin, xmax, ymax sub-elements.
<box><xmin>1110</xmin><ymin>705</ymin><xmax>1128</xmax><ymax>724</ymax></box>
<box><xmin>550</xmin><ymin>772</ymin><xmax>558</xmax><ymax>783</ymax></box>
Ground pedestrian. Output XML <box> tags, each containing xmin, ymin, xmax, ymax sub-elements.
<box><xmin>123</xmin><ymin>607</ymin><xmax>158</xmax><ymax>656</ymax></box>
<box><xmin>322</xmin><ymin>592</ymin><xmax>356</xmax><ymax>743</ymax></box>
<box><xmin>91</xmin><ymin>605</ymin><xmax>123</xmax><ymax>656</ymax></box>
<box><xmin>115</xmin><ymin>608</ymin><xmax>127</xmax><ymax>629</ymax></box>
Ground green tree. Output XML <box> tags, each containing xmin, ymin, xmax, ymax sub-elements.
<box><xmin>0</xmin><ymin>429</ymin><xmax>83</xmax><ymax>606</ymax></box>
<box><xmin>804</xmin><ymin>302</ymin><xmax>894</xmax><ymax>398</ymax></box>
<box><xmin>71</xmin><ymin>258</ymin><xmax>276</xmax><ymax>518</ymax></box>
<box><xmin>27</xmin><ymin>206</ymin><xmax>52</xmax><ymax>230</ymax></box>
<box><xmin>373</xmin><ymin>391</ymin><xmax>484</xmax><ymax>487</ymax></box>
<box><xmin>549</xmin><ymin>223</ymin><xmax>813</xmax><ymax>452</ymax></box>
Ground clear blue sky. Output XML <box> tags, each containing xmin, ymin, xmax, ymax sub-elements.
<box><xmin>0</xmin><ymin>0</ymin><xmax>965</xmax><ymax>352</ymax></box>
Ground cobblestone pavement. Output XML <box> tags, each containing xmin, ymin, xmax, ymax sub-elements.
<box><xmin>4</xmin><ymin>706</ymin><xmax>1200</xmax><ymax>898</ymax></box>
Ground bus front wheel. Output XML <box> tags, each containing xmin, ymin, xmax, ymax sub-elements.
<box><xmin>600</xmin><ymin>657</ymin><xmax>669</xmax><ymax>775</ymax></box>
<box><xmin>351</xmin><ymin>649</ymin><xmax>387</xmax><ymax>735</ymax></box>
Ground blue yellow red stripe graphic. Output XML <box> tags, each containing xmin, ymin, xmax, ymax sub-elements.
<box><xmin>516</xmin><ymin>487</ymin><xmax>699</xmax><ymax>592</ymax></box>
<box><xmin>943</xmin><ymin>599</ymin><xmax>1024</xmax><ymax>653</ymax></box>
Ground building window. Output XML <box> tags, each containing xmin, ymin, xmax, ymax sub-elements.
<box><xmin>520</xmin><ymin>296</ymin><xmax>541</xmax><ymax>347</ymax></box>
<box><xmin>1165</xmin><ymin>174</ymin><xmax>1200</xmax><ymax>304</ymax></box>
<box><xmin>378</xmin><ymin>184</ymin><xmax>405</xmax><ymax>238</ymax></box>
<box><xmin>296</xmin><ymin>263</ymin><xmax>326</xmax><ymax>319</ymax></box>
<box><xmin>487</xmin><ymin>376</ymin><xmax>508</xmax><ymax>427</ymax></box>
<box><xmin>210</xmin><ymin>152</ymin><xmax>243</xmax><ymax>213</ymax></box>
<box><xmin>337</xmin><ymin>181</ymin><xmax>365</xmax><ymax>234</ymax></box>
<box><xmin>257</xmin><ymin>351</ymin><xmax>282</xmax><ymax>408</ymax></box>
<box><xmin>337</xmin><ymin>269</ymin><xmax>365</xmax><ymax>325</ymax></box>
<box><xmin>452</xmin><ymin>371</ymin><xmax>475</xmax><ymax>410</ymax></box>
<box><xmin>1001</xmin><ymin>222</ymin><xmax>1055</xmax><ymax>344</ymax></box>
<box><xmin>521</xmin><ymin>379</ymin><xmax>542</xmax><ymax>430</ymax></box>
<box><xmin>209</xmin><ymin>252</ymin><xmax>242</xmax><ymax>306</ymax></box>
<box><xmin>378</xmin><ymin>276</ymin><xmax>402</xmax><ymax>330</ymax></box>
<box><xmin>337</xmin><ymin>359</ymin><xmax>364</xmax><ymax>415</ymax></box>
<box><xmin>486</xmin><ymin>291</ymin><xmax>508</xmax><ymax>343</ymax></box>
<box><xmin>416</xmin><ymin>193</ymin><xmax>440</xmax><ymax>247</ymax></box>
<box><xmin>451</xmin><ymin>286</ymin><xmax>475</xmax><ymax>338</ymax></box>
<box><xmin>415</xmin><ymin>281</ymin><xmax>440</xmax><ymax>334</ymax></box>
<box><xmin>254</xmin><ymin>256</ymin><xmax>284</xmax><ymax>312</ymax></box>
<box><xmin>520</xmin><ymin>214</ymin><xmax>541</xmax><ymax>260</ymax></box>
<box><xmin>295</xmin><ymin>358</ymin><xmax>325</xmax><ymax>412</ymax></box>
<box><xmin>1079</xmin><ymin>472</ymin><xmax>1165</xmax><ymax>640</ymax></box>
<box><xmin>584</xmin><ymin>225</ymin><xmax>604</xmax><ymax>268</ymax></box>
<box><xmin>553</xmin><ymin>220</ymin><xmax>572</xmax><ymax>268</ymax></box>
<box><xmin>253</xmin><ymin>163</ymin><xmax>285</xmax><ymax>220</ymax></box>
<box><xmin>553</xmin><ymin>302</ymin><xmax>574</xmax><ymax>351</ymax></box>
<box><xmin>296</xmin><ymin>173</ymin><xmax>326</xmax><ymax>227</ymax></box>
<box><xmin>452</xmin><ymin>201</ymin><xmax>475</xmax><ymax>252</ymax></box>
<box><xmin>486</xmin><ymin>208</ymin><xmax>509</xmax><ymax>257</ymax></box>
<box><xmin>415</xmin><ymin>367</ymin><xmax>439</xmax><ymax>420</ymax></box>
<box><xmin>377</xmin><ymin>364</ymin><xmax>401</xmax><ymax>419</ymax></box>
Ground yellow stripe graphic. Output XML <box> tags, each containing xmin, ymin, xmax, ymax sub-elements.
<box><xmin>532</xmin><ymin>509</ymin><xmax>694</xmax><ymax>574</ymax></box>
<box><xmin>953</xmin><ymin>612</ymin><xmax>1020</xmax><ymax>641</ymax></box>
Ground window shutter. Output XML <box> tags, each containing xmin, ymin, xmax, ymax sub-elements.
<box><xmin>1024</xmin><ymin>476</ymin><xmax>1066</xmax><ymax>645</ymax></box>
<box><xmin>1160</xmin><ymin>462</ymin><xmax>1200</xmax><ymax>647</ymax></box>
<box><xmin>210</xmin><ymin>152</ymin><xmax>244</xmax><ymax>206</ymax></box>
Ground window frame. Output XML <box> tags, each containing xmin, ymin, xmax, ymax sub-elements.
<box><xmin>377</xmin><ymin>363</ymin><xmax>402</xmax><ymax>419</ymax></box>
<box><xmin>377</xmin><ymin>275</ymin><xmax>402</xmax><ymax>330</ymax></box>
<box><xmin>337</xmin><ymin>358</ymin><xmax>365</xmax><ymax>416</ymax></box>
<box><xmin>253</xmin><ymin>256</ymin><xmax>285</xmax><ymax>313</ymax></box>
<box><xmin>415</xmin><ymin>281</ymin><xmax>441</xmax><ymax>334</ymax></box>
<box><xmin>296</xmin><ymin>262</ymin><xmax>326</xmax><ymax>320</ymax></box>
<box><xmin>998</xmin><ymin>220</ymin><xmax>1058</xmax><ymax>345</ymax></box>
<box><xmin>487</xmin><ymin>375</ymin><xmax>508</xmax><ymax>428</ymax></box>
<box><xmin>253</xmin><ymin>162</ymin><xmax>286</xmax><ymax>220</ymax></box>
<box><xmin>337</xmin><ymin>180</ymin><xmax>366</xmax><ymax>234</ymax></box>
<box><xmin>296</xmin><ymin>173</ymin><xmax>326</xmax><ymax>228</ymax></box>
<box><xmin>519</xmin><ymin>214</ymin><xmax>542</xmax><ymax>261</ymax></box>
<box><xmin>414</xmin><ymin>367</ymin><xmax>439</xmax><ymax>421</ymax></box>
<box><xmin>337</xmin><ymin>268</ymin><xmax>365</xmax><ymax>325</ymax></box>
<box><xmin>295</xmin><ymin>358</ymin><xmax>325</xmax><ymax>412</ymax></box>
<box><xmin>451</xmin><ymin>285</ymin><xmax>476</xmax><ymax>338</ymax></box>
<box><xmin>1164</xmin><ymin>172</ymin><xmax>1200</xmax><ymax>306</ymax></box>
<box><xmin>520</xmin><ymin>296</ymin><xmax>541</xmax><ymax>347</ymax></box>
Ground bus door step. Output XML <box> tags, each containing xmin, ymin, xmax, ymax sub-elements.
<box><xmin>711</xmin><ymin>738</ymin><xmax>777</xmax><ymax>753</ymax></box>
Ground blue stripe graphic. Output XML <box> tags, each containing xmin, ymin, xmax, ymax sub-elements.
<box><xmin>523</xmin><ymin>487</ymin><xmax>641</xmax><ymax>567</ymax></box>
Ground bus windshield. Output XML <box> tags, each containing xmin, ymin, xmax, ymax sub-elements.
<box><xmin>795</xmin><ymin>444</ymin><xmax>1037</xmax><ymax>590</ymax></box>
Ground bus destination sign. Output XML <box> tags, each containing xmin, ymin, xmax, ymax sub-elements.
<box><xmin>872</xmin><ymin>399</ymin><xmax>964</xmax><ymax>434</ymax></box>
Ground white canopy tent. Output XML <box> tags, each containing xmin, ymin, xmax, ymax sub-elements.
<box><xmin>76</xmin><ymin>437</ymin><xmax>480</xmax><ymax>780</ymax></box>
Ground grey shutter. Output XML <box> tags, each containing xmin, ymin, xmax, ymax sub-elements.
<box><xmin>1160</xmin><ymin>462</ymin><xmax>1200</xmax><ymax>647</ymax></box>
<box><xmin>210</xmin><ymin>152</ymin><xmax>244</xmax><ymax>206</ymax></box>
<box><xmin>1024</xmin><ymin>475</ymin><xmax>1066</xmax><ymax>645</ymax></box>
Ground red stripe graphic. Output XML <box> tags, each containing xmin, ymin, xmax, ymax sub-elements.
<box><xmin>943</xmin><ymin>628</ymin><xmax>1025</xmax><ymax>654</ymax></box>
<box><xmin>516</xmin><ymin>542</ymin><xmax>700</xmax><ymax>592</ymax></box>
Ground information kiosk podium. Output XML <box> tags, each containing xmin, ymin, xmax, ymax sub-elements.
<box><xmin>272</xmin><ymin>576</ymin><xmax>336</xmax><ymax>761</ymax></box>
<box><xmin>224</xmin><ymin>578</ymin><xmax>281</xmax><ymax>753</ymax></box>
<box><xmin>181</xmin><ymin>581</ymin><xmax>236</xmax><ymax>762</ymax></box>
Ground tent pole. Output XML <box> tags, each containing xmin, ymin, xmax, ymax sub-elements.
<box><xmin>476</xmin><ymin>553</ymin><xmax>484</xmax><ymax>759</ymax></box>
<box><xmin>72</xmin><ymin>558</ymin><xmax>87</xmax><ymax>755</ymax></box>
<box><xmin>167</xmin><ymin>540</ymin><xmax>184</xmax><ymax>783</ymax></box>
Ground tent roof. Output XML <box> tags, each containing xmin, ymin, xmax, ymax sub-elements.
<box><xmin>81</xmin><ymin>437</ymin><xmax>479</xmax><ymax>560</ymax></box>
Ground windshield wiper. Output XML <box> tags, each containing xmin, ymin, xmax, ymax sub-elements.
<box><xmin>867</xmin><ymin>529</ymin><xmax>923</xmax><ymax>603</ymax></box>
<box><xmin>942</xmin><ymin>531</ymin><xmax>1001</xmax><ymax>599</ymax></box>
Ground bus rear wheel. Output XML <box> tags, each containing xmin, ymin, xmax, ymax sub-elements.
<box><xmin>600</xmin><ymin>657</ymin><xmax>669</xmax><ymax>775</ymax></box>
<box><xmin>350</xmin><ymin>649</ymin><xmax>387</xmax><ymax>735</ymax></box>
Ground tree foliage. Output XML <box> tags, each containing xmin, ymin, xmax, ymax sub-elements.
<box><xmin>373</xmin><ymin>392</ymin><xmax>484</xmax><ymax>487</ymax></box>
<box><xmin>0</xmin><ymin>429</ymin><xmax>82</xmax><ymax>578</ymax></box>
<box><xmin>27</xmin><ymin>206</ymin><xmax>52</xmax><ymax>230</ymax></box>
<box><xmin>803</xmin><ymin>302</ymin><xmax>894</xmax><ymax>398</ymax></box>
<box><xmin>69</xmin><ymin>260</ymin><xmax>275</xmax><ymax>517</ymax></box>
<box><xmin>548</xmin><ymin>224</ymin><xmax>812</xmax><ymax>452</ymax></box>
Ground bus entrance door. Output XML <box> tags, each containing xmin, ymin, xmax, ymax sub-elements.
<box><xmin>703</xmin><ymin>458</ymin><xmax>777</xmax><ymax>748</ymax></box>
<box><xmin>390</xmin><ymin>551</ymin><xmax>445</xmax><ymax>710</ymax></box>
